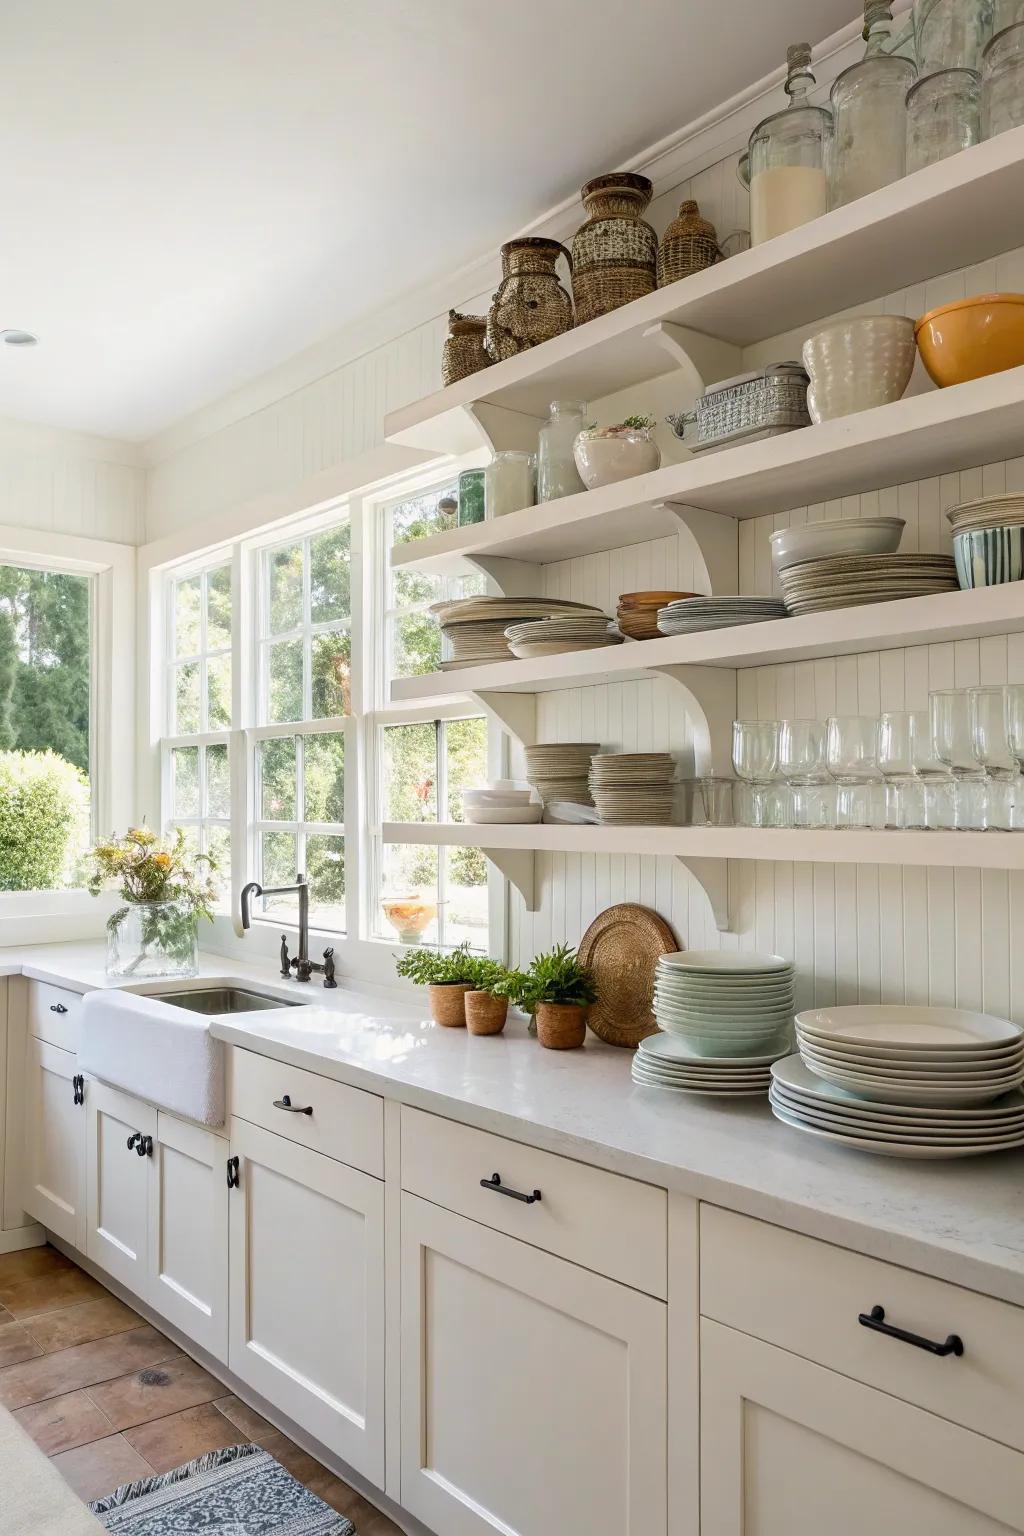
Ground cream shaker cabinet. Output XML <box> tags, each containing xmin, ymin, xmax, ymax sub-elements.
<box><xmin>21</xmin><ymin>1034</ymin><xmax>86</xmax><ymax>1248</ymax></box>
<box><xmin>399</xmin><ymin>1191</ymin><xmax>668</xmax><ymax>1536</ymax></box>
<box><xmin>86</xmin><ymin>1080</ymin><xmax>157</xmax><ymax>1293</ymax></box>
<box><xmin>148</xmin><ymin>1111</ymin><xmax>229</xmax><ymax>1362</ymax></box>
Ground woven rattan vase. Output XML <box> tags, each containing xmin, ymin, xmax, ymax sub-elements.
<box><xmin>441</xmin><ymin>311</ymin><xmax>491</xmax><ymax>386</ymax></box>
<box><xmin>428</xmin><ymin>983</ymin><xmax>473</xmax><ymax>1027</ymax></box>
<box><xmin>571</xmin><ymin>173</ymin><xmax>657</xmax><ymax>326</ymax></box>
<box><xmin>657</xmin><ymin>199</ymin><xmax>720</xmax><ymax>288</ymax></box>
<box><xmin>535</xmin><ymin>1002</ymin><xmax>588</xmax><ymax>1050</ymax></box>
<box><xmin>465</xmin><ymin>991</ymin><xmax>509</xmax><ymax>1036</ymax></box>
<box><xmin>485</xmin><ymin>238</ymin><xmax>574</xmax><ymax>361</ymax></box>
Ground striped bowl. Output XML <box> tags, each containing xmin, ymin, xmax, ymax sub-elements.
<box><xmin>953</xmin><ymin>526</ymin><xmax>1024</xmax><ymax>589</ymax></box>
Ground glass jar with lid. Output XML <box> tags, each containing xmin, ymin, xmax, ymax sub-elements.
<box><xmin>748</xmin><ymin>43</ymin><xmax>833</xmax><ymax>246</ymax></box>
<box><xmin>485</xmin><ymin>451</ymin><xmax>535</xmax><ymax>520</ymax></box>
<box><xmin>914</xmin><ymin>0</ymin><xmax>994</xmax><ymax>71</ymax></box>
<box><xmin>906</xmin><ymin>67</ymin><xmax>981</xmax><ymax>170</ymax></box>
<box><xmin>829</xmin><ymin>1</ymin><xmax>916</xmax><ymax>208</ymax></box>
<box><xmin>536</xmin><ymin>401</ymin><xmax>587</xmax><ymax>503</ymax></box>
<box><xmin>982</xmin><ymin>21</ymin><xmax>1024</xmax><ymax>136</ymax></box>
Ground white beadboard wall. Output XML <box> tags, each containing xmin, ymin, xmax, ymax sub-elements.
<box><xmin>0</xmin><ymin>419</ymin><xmax>143</xmax><ymax>546</ymax></box>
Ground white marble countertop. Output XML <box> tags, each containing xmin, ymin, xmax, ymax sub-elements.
<box><xmin>7</xmin><ymin>941</ymin><xmax>1024</xmax><ymax>1306</ymax></box>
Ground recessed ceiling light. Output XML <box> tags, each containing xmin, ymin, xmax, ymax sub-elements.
<box><xmin>1</xmin><ymin>330</ymin><xmax>38</xmax><ymax>347</ymax></box>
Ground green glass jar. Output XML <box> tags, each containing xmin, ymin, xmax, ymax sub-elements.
<box><xmin>458</xmin><ymin>469</ymin><xmax>486</xmax><ymax>525</ymax></box>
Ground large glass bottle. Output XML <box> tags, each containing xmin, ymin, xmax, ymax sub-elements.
<box><xmin>829</xmin><ymin>2</ymin><xmax>916</xmax><ymax>208</ymax></box>
<box><xmin>749</xmin><ymin>44</ymin><xmax>833</xmax><ymax>246</ymax></box>
<box><xmin>536</xmin><ymin>400</ymin><xmax>587</xmax><ymax>502</ymax></box>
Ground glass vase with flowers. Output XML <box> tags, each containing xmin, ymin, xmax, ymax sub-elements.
<box><xmin>87</xmin><ymin>826</ymin><xmax>218</xmax><ymax>978</ymax></box>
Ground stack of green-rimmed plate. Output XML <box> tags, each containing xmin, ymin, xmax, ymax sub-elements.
<box><xmin>631</xmin><ymin>1030</ymin><xmax>792</xmax><ymax>1095</ymax></box>
<box><xmin>652</xmin><ymin>950</ymin><xmax>795</xmax><ymax>1060</ymax></box>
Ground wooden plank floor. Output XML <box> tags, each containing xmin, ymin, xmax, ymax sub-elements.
<box><xmin>0</xmin><ymin>1244</ymin><xmax>402</xmax><ymax>1533</ymax></box>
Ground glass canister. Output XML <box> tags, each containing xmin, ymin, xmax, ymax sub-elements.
<box><xmin>536</xmin><ymin>401</ymin><xmax>587</xmax><ymax>502</ymax></box>
<box><xmin>914</xmin><ymin>0</ymin><xmax>994</xmax><ymax>71</ymax></box>
<box><xmin>982</xmin><ymin>21</ymin><xmax>1024</xmax><ymax>135</ymax></box>
<box><xmin>748</xmin><ymin>43</ymin><xmax>833</xmax><ymax>246</ymax></box>
<box><xmin>457</xmin><ymin>469</ymin><xmax>486</xmax><ymax>526</ymax></box>
<box><xmin>995</xmin><ymin>0</ymin><xmax>1024</xmax><ymax>29</ymax></box>
<box><xmin>485</xmin><ymin>451</ymin><xmax>535</xmax><ymax>519</ymax></box>
<box><xmin>829</xmin><ymin>1</ymin><xmax>915</xmax><ymax>208</ymax></box>
<box><xmin>906</xmin><ymin>67</ymin><xmax>981</xmax><ymax>170</ymax></box>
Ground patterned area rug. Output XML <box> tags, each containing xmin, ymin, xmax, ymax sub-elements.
<box><xmin>89</xmin><ymin>1442</ymin><xmax>356</xmax><ymax>1534</ymax></box>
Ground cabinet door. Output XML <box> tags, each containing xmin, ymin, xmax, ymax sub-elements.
<box><xmin>148</xmin><ymin>1113</ymin><xmax>228</xmax><ymax>1364</ymax></box>
<box><xmin>700</xmin><ymin>1319</ymin><xmax>1024</xmax><ymax>1536</ymax></box>
<box><xmin>400</xmin><ymin>1192</ymin><xmax>667</xmax><ymax>1536</ymax></box>
<box><xmin>22</xmin><ymin>1036</ymin><xmax>86</xmax><ymax>1247</ymax></box>
<box><xmin>86</xmin><ymin>1081</ymin><xmax>156</xmax><ymax>1292</ymax></box>
<box><xmin>227</xmin><ymin>1117</ymin><xmax>385</xmax><ymax>1486</ymax></box>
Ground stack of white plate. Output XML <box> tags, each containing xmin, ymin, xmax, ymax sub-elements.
<box><xmin>429</xmin><ymin>597</ymin><xmax>607</xmax><ymax>670</ymax></box>
<box><xmin>589</xmin><ymin>753</ymin><xmax>676</xmax><ymax>825</ymax></box>
<box><xmin>632</xmin><ymin>1031</ymin><xmax>792</xmax><ymax>1096</ymax></box>
<box><xmin>504</xmin><ymin>614</ymin><xmax>622</xmax><ymax>659</ymax></box>
<box><xmin>525</xmin><ymin>742</ymin><xmax>599</xmax><ymax>807</ymax></box>
<box><xmin>777</xmin><ymin>553</ymin><xmax>958</xmax><ymax>616</ymax></box>
<box><xmin>770</xmin><ymin>1054</ymin><xmax>1024</xmax><ymax>1159</ymax></box>
<box><xmin>793</xmin><ymin>1005</ymin><xmax>1024</xmax><ymax>1106</ymax></box>
<box><xmin>946</xmin><ymin>491</ymin><xmax>1024</xmax><ymax>534</ymax></box>
<box><xmin>653</xmin><ymin>950</ymin><xmax>795</xmax><ymax>1059</ymax></box>
<box><xmin>462</xmin><ymin>784</ymin><xmax>542</xmax><ymax>825</ymax></box>
<box><xmin>657</xmin><ymin>596</ymin><xmax>787</xmax><ymax>634</ymax></box>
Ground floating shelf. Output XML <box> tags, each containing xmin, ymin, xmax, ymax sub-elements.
<box><xmin>385</xmin><ymin>127</ymin><xmax>1024</xmax><ymax>456</ymax></box>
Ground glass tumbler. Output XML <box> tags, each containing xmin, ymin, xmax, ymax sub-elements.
<box><xmin>930</xmin><ymin>689</ymin><xmax>987</xmax><ymax>829</ymax></box>
<box><xmin>878</xmin><ymin>711</ymin><xmax>917</xmax><ymax>828</ymax></box>
<box><xmin>1003</xmin><ymin>685</ymin><xmax>1024</xmax><ymax>828</ymax></box>
<box><xmin>778</xmin><ymin>719</ymin><xmax>832</xmax><ymax>827</ymax></box>
<box><xmin>982</xmin><ymin>22</ymin><xmax>1024</xmax><ymax>136</ymax></box>
<box><xmin>909</xmin><ymin>708</ymin><xmax>955</xmax><ymax>828</ymax></box>
<box><xmin>968</xmin><ymin>685</ymin><xmax>1017</xmax><ymax>829</ymax></box>
<box><xmin>906</xmin><ymin>68</ymin><xmax>981</xmax><ymax>171</ymax></box>
<box><xmin>826</xmin><ymin>715</ymin><xmax>881</xmax><ymax>829</ymax></box>
<box><xmin>732</xmin><ymin>720</ymin><xmax>780</xmax><ymax>828</ymax></box>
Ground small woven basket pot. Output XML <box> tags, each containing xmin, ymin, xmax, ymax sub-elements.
<box><xmin>465</xmin><ymin>991</ymin><xmax>509</xmax><ymax>1036</ymax></box>
<box><xmin>428</xmin><ymin>983</ymin><xmax>473</xmax><ymax>1028</ymax></box>
<box><xmin>535</xmin><ymin>1001</ymin><xmax>588</xmax><ymax>1050</ymax></box>
<box><xmin>572</xmin><ymin>173</ymin><xmax>657</xmax><ymax>326</ymax></box>
<box><xmin>441</xmin><ymin>311</ymin><xmax>491</xmax><ymax>386</ymax></box>
<box><xmin>657</xmin><ymin>200</ymin><xmax>720</xmax><ymax>288</ymax></box>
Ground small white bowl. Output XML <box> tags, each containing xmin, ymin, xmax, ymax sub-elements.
<box><xmin>769</xmin><ymin>516</ymin><xmax>905</xmax><ymax>575</ymax></box>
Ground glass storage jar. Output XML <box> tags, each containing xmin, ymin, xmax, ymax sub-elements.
<box><xmin>749</xmin><ymin>43</ymin><xmax>833</xmax><ymax>246</ymax></box>
<box><xmin>536</xmin><ymin>400</ymin><xmax>587</xmax><ymax>502</ymax></box>
<box><xmin>457</xmin><ymin>469</ymin><xmax>486</xmax><ymax>525</ymax></box>
<box><xmin>906</xmin><ymin>67</ymin><xmax>981</xmax><ymax>170</ymax></box>
<box><xmin>914</xmin><ymin>0</ymin><xmax>994</xmax><ymax>71</ymax></box>
<box><xmin>485</xmin><ymin>451</ymin><xmax>534</xmax><ymax>519</ymax></box>
<box><xmin>982</xmin><ymin>21</ymin><xmax>1024</xmax><ymax>136</ymax></box>
<box><xmin>829</xmin><ymin>1</ymin><xmax>915</xmax><ymax>208</ymax></box>
<box><xmin>106</xmin><ymin>899</ymin><xmax>199</xmax><ymax>979</ymax></box>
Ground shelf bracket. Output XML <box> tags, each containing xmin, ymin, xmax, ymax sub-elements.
<box><xmin>643</xmin><ymin>321</ymin><xmax>744</xmax><ymax>395</ymax></box>
<box><xmin>655</xmin><ymin>502</ymin><xmax>739</xmax><ymax>596</ymax></box>
<box><xmin>648</xmin><ymin>664</ymin><xmax>737</xmax><ymax>778</ymax></box>
<box><xmin>469</xmin><ymin>402</ymin><xmax>546</xmax><ymax>455</ymax></box>
<box><xmin>469</xmin><ymin>691</ymin><xmax>538</xmax><ymax>748</ymax></box>
<box><xmin>674</xmin><ymin>855</ymin><xmax>732</xmax><ymax>933</ymax></box>
<box><xmin>485</xmin><ymin>849</ymin><xmax>538</xmax><ymax>911</ymax></box>
<box><xmin>464</xmin><ymin>556</ymin><xmax>544</xmax><ymax>598</ymax></box>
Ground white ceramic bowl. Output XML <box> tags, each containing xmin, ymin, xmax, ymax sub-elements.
<box><xmin>802</xmin><ymin>315</ymin><xmax>917</xmax><ymax>424</ymax></box>
<box><xmin>769</xmin><ymin>516</ymin><xmax>905</xmax><ymax>575</ymax></box>
<box><xmin>573</xmin><ymin>429</ymin><xmax>662</xmax><ymax>490</ymax></box>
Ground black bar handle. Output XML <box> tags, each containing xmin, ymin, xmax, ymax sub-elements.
<box><xmin>126</xmin><ymin>1132</ymin><xmax>141</xmax><ymax>1151</ymax></box>
<box><xmin>49</xmin><ymin>1003</ymin><xmax>68</xmax><ymax>1015</ymax></box>
<box><xmin>136</xmin><ymin>1135</ymin><xmax>154</xmax><ymax>1158</ymax></box>
<box><xmin>858</xmin><ymin>1304</ymin><xmax>964</xmax><ymax>1358</ymax></box>
<box><xmin>273</xmin><ymin>1094</ymin><xmax>313</xmax><ymax>1116</ymax></box>
<box><xmin>72</xmin><ymin>1074</ymin><xmax>84</xmax><ymax>1106</ymax></box>
<box><xmin>226</xmin><ymin>1155</ymin><xmax>240</xmax><ymax>1189</ymax></box>
<box><xmin>480</xmin><ymin>1172</ymin><xmax>542</xmax><ymax>1205</ymax></box>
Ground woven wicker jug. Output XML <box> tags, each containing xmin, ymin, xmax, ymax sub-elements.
<box><xmin>571</xmin><ymin>173</ymin><xmax>657</xmax><ymax>326</ymax></box>
<box><xmin>657</xmin><ymin>200</ymin><xmax>721</xmax><ymax>288</ymax></box>
<box><xmin>485</xmin><ymin>238</ymin><xmax>574</xmax><ymax>361</ymax></box>
<box><xmin>441</xmin><ymin>311</ymin><xmax>491</xmax><ymax>386</ymax></box>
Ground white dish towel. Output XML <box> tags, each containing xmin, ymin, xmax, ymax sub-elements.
<box><xmin>78</xmin><ymin>989</ymin><xmax>225</xmax><ymax>1128</ymax></box>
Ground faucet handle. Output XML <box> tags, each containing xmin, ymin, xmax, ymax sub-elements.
<box><xmin>279</xmin><ymin>934</ymin><xmax>292</xmax><ymax>978</ymax></box>
<box><xmin>323</xmin><ymin>947</ymin><xmax>337</xmax><ymax>989</ymax></box>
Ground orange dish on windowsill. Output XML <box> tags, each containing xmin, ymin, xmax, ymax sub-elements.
<box><xmin>915</xmin><ymin>293</ymin><xmax>1024</xmax><ymax>388</ymax></box>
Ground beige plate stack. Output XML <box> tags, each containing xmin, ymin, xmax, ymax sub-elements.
<box><xmin>589</xmin><ymin>752</ymin><xmax>675</xmax><ymax>824</ymax></box>
<box><xmin>657</xmin><ymin>596</ymin><xmax>787</xmax><ymax>633</ymax></box>
<box><xmin>430</xmin><ymin>597</ymin><xmax>606</xmax><ymax>669</ymax></box>
<box><xmin>504</xmin><ymin>613</ymin><xmax>622</xmax><ymax>658</ymax></box>
<box><xmin>946</xmin><ymin>491</ymin><xmax>1024</xmax><ymax>534</ymax></box>
<box><xmin>525</xmin><ymin>742</ymin><xmax>599</xmax><ymax>806</ymax></box>
<box><xmin>778</xmin><ymin>553</ymin><xmax>958</xmax><ymax>614</ymax></box>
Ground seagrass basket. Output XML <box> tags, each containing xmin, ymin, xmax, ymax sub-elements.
<box><xmin>571</xmin><ymin>173</ymin><xmax>657</xmax><ymax>326</ymax></box>
<box><xmin>441</xmin><ymin>310</ymin><xmax>491</xmax><ymax>386</ymax></box>
<box><xmin>657</xmin><ymin>200</ymin><xmax>721</xmax><ymax>288</ymax></box>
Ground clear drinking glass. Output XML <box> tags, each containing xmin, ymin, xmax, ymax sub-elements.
<box><xmin>732</xmin><ymin>720</ymin><xmax>780</xmax><ymax>828</ymax></box>
<box><xmin>680</xmin><ymin>776</ymin><xmax>735</xmax><ymax>826</ymax></box>
<box><xmin>878</xmin><ymin>711</ymin><xmax>917</xmax><ymax>828</ymax></box>
<box><xmin>1002</xmin><ymin>685</ymin><xmax>1024</xmax><ymax>830</ymax></box>
<box><xmin>909</xmin><ymin>707</ymin><xmax>955</xmax><ymax>828</ymax></box>
<box><xmin>826</xmin><ymin>715</ymin><xmax>881</xmax><ymax>828</ymax></box>
<box><xmin>906</xmin><ymin>68</ymin><xmax>981</xmax><ymax>171</ymax></box>
<box><xmin>778</xmin><ymin>719</ymin><xmax>833</xmax><ymax>827</ymax></box>
<box><xmin>982</xmin><ymin>21</ymin><xmax>1024</xmax><ymax>137</ymax></box>
<box><xmin>968</xmin><ymin>685</ymin><xmax>1017</xmax><ymax>829</ymax></box>
<box><xmin>930</xmin><ymin>689</ymin><xmax>987</xmax><ymax>828</ymax></box>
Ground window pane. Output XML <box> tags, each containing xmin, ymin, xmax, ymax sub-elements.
<box><xmin>174</xmin><ymin>661</ymin><xmax>201</xmax><ymax>734</ymax></box>
<box><xmin>260</xmin><ymin>831</ymin><xmax>297</xmax><ymax>919</ymax></box>
<box><xmin>206</xmin><ymin>564</ymin><xmax>232</xmax><ymax>651</ymax></box>
<box><xmin>311</xmin><ymin>630</ymin><xmax>350</xmax><ymax>718</ymax></box>
<box><xmin>206</xmin><ymin>824</ymin><xmax>231</xmax><ymax>911</ymax></box>
<box><xmin>384</xmin><ymin>723</ymin><xmax>437</xmax><ymax>821</ymax></box>
<box><xmin>205</xmin><ymin>743</ymin><xmax>230</xmax><ymax>819</ymax></box>
<box><xmin>445</xmin><ymin>717</ymin><xmax>488</xmax><ymax>822</ymax></box>
<box><xmin>174</xmin><ymin>576</ymin><xmax>201</xmax><ymax>657</ymax></box>
<box><xmin>392</xmin><ymin>568</ymin><xmax>442</xmax><ymax>608</ymax></box>
<box><xmin>303</xmin><ymin>732</ymin><xmax>344</xmax><ymax>824</ymax></box>
<box><xmin>391</xmin><ymin>611</ymin><xmax>441</xmax><ymax>679</ymax></box>
<box><xmin>206</xmin><ymin>654</ymin><xmax>231</xmax><ymax>729</ymax></box>
<box><xmin>173</xmin><ymin>822</ymin><xmax>201</xmax><ymax>861</ymax></box>
<box><xmin>266</xmin><ymin>639</ymin><xmax>303</xmax><ymax>723</ymax></box>
<box><xmin>307</xmin><ymin>833</ymin><xmax>345</xmax><ymax>930</ymax></box>
<box><xmin>445</xmin><ymin>846</ymin><xmax>488</xmax><ymax>951</ymax></box>
<box><xmin>267</xmin><ymin>542</ymin><xmax>304</xmax><ymax>634</ymax></box>
<box><xmin>259</xmin><ymin>737</ymin><xmax>296</xmax><ymax>821</ymax></box>
<box><xmin>310</xmin><ymin>524</ymin><xmax>351</xmax><ymax>625</ymax></box>
<box><xmin>390</xmin><ymin>485</ymin><xmax>458</xmax><ymax>547</ymax></box>
<box><xmin>378</xmin><ymin>843</ymin><xmax>439</xmax><ymax>944</ymax></box>
<box><xmin>171</xmin><ymin>746</ymin><xmax>200</xmax><ymax>817</ymax></box>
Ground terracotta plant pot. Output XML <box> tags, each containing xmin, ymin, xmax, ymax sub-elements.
<box><xmin>535</xmin><ymin>1001</ymin><xmax>588</xmax><ymax>1050</ymax></box>
<box><xmin>465</xmin><ymin>991</ymin><xmax>508</xmax><ymax>1036</ymax></box>
<box><xmin>428</xmin><ymin>983</ymin><xmax>473</xmax><ymax>1028</ymax></box>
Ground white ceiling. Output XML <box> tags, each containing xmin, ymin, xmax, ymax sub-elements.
<box><xmin>0</xmin><ymin>0</ymin><xmax>855</xmax><ymax>442</ymax></box>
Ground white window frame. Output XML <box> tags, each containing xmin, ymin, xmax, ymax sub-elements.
<box><xmin>165</xmin><ymin>559</ymin><xmax>233</xmax><ymax>737</ymax></box>
<box><xmin>255</xmin><ymin>524</ymin><xmax>352</xmax><ymax>729</ymax></box>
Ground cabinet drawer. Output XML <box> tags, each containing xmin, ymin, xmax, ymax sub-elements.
<box><xmin>701</xmin><ymin>1204</ymin><xmax>1024</xmax><ymax>1452</ymax></box>
<box><xmin>401</xmin><ymin>1106</ymin><xmax>666</xmax><ymax>1297</ymax></box>
<box><xmin>27</xmin><ymin>982</ymin><xmax>82</xmax><ymax>1052</ymax></box>
<box><xmin>227</xmin><ymin>1048</ymin><xmax>382</xmax><ymax>1179</ymax></box>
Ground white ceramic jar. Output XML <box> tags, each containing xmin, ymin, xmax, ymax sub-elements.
<box><xmin>802</xmin><ymin>315</ymin><xmax>917</xmax><ymax>423</ymax></box>
<box><xmin>573</xmin><ymin>426</ymin><xmax>662</xmax><ymax>489</ymax></box>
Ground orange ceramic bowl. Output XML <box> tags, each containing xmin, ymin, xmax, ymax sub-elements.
<box><xmin>915</xmin><ymin>293</ymin><xmax>1024</xmax><ymax>388</ymax></box>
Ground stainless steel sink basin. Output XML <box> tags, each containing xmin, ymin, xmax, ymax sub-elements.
<box><xmin>148</xmin><ymin>986</ymin><xmax>305</xmax><ymax>1015</ymax></box>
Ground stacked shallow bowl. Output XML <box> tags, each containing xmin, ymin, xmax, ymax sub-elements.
<box><xmin>589</xmin><ymin>753</ymin><xmax>675</xmax><ymax>824</ymax></box>
<box><xmin>525</xmin><ymin>742</ymin><xmax>599</xmax><ymax>807</ymax></box>
<box><xmin>650</xmin><ymin>950</ymin><xmax>795</xmax><ymax>1069</ymax></box>
<box><xmin>769</xmin><ymin>1005</ymin><xmax>1024</xmax><ymax>1157</ymax></box>
<box><xmin>777</xmin><ymin>553</ymin><xmax>958</xmax><ymax>615</ymax></box>
<box><xmin>617</xmin><ymin>590</ymin><xmax>698</xmax><ymax>641</ymax></box>
<box><xmin>947</xmin><ymin>492</ymin><xmax>1024</xmax><ymax>590</ymax></box>
<box><xmin>429</xmin><ymin>597</ymin><xmax>607</xmax><ymax>669</ymax></box>
<box><xmin>462</xmin><ymin>783</ymin><xmax>542</xmax><ymax>825</ymax></box>
<box><xmin>504</xmin><ymin>613</ymin><xmax>622</xmax><ymax>659</ymax></box>
<box><xmin>632</xmin><ymin>1030</ymin><xmax>792</xmax><ymax>1096</ymax></box>
<box><xmin>657</xmin><ymin>596</ymin><xmax>787</xmax><ymax>634</ymax></box>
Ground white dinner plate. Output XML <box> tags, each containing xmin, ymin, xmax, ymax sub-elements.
<box><xmin>632</xmin><ymin>1072</ymin><xmax>768</xmax><ymax>1097</ymax></box>
<box><xmin>771</xmin><ymin>1056</ymin><xmax>1024</xmax><ymax>1115</ymax></box>
<box><xmin>639</xmin><ymin>1033</ymin><xmax>792</xmax><ymax>1067</ymax></box>
<box><xmin>797</xmin><ymin>1043</ymin><xmax>1024</xmax><ymax>1079</ymax></box>
<box><xmin>770</xmin><ymin>1084</ymin><xmax>1024</xmax><ymax>1136</ymax></box>
<box><xmin>803</xmin><ymin>1060</ymin><xmax>1020</xmax><ymax>1106</ymax></box>
<box><xmin>794</xmin><ymin>1026</ymin><xmax>1023</xmax><ymax>1065</ymax></box>
<box><xmin>769</xmin><ymin>1097</ymin><xmax>1024</xmax><ymax>1158</ymax></box>
<box><xmin>769</xmin><ymin>1091</ymin><xmax>1024</xmax><ymax>1144</ymax></box>
<box><xmin>798</xmin><ymin>1043</ymin><xmax>1023</xmax><ymax>1086</ymax></box>
<box><xmin>464</xmin><ymin>806</ymin><xmax>543</xmax><ymax>824</ymax></box>
<box><xmin>659</xmin><ymin>951</ymin><xmax>791</xmax><ymax>975</ymax></box>
<box><xmin>794</xmin><ymin>1005</ymin><xmax>1021</xmax><ymax>1050</ymax></box>
<box><xmin>636</xmin><ymin>1067</ymin><xmax>771</xmax><ymax>1087</ymax></box>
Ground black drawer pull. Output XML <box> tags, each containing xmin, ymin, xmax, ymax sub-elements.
<box><xmin>273</xmin><ymin>1094</ymin><xmax>313</xmax><ymax>1116</ymax></box>
<box><xmin>49</xmin><ymin>1003</ymin><xmax>68</xmax><ymax>1014</ymax></box>
<box><xmin>226</xmin><ymin>1155</ymin><xmax>240</xmax><ymax>1189</ymax></box>
<box><xmin>480</xmin><ymin>1172</ymin><xmax>542</xmax><ymax>1205</ymax></box>
<box><xmin>136</xmin><ymin>1135</ymin><xmax>153</xmax><ymax>1158</ymax></box>
<box><xmin>859</xmin><ymin>1304</ymin><xmax>964</xmax><ymax>1358</ymax></box>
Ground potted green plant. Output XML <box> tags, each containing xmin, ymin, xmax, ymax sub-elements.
<box><xmin>87</xmin><ymin>826</ymin><xmax>218</xmax><ymax>979</ymax></box>
<box><xmin>394</xmin><ymin>942</ymin><xmax>482</xmax><ymax>1027</ymax></box>
<box><xmin>464</xmin><ymin>962</ymin><xmax>529</xmax><ymax>1037</ymax></box>
<box><xmin>518</xmin><ymin>943</ymin><xmax>597</xmax><ymax>1050</ymax></box>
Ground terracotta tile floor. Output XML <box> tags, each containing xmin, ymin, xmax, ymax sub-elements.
<box><xmin>0</xmin><ymin>1244</ymin><xmax>402</xmax><ymax>1533</ymax></box>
